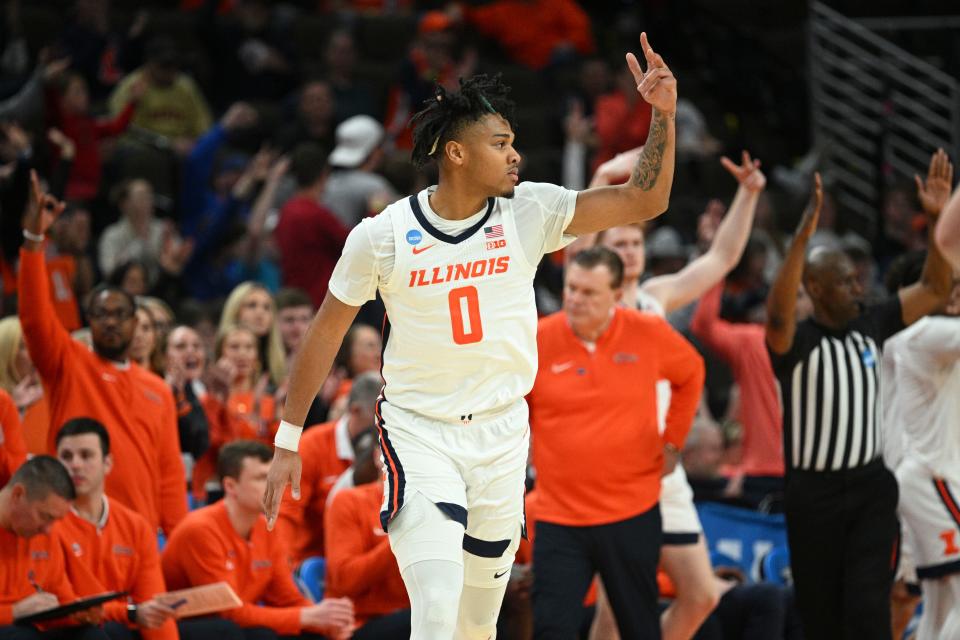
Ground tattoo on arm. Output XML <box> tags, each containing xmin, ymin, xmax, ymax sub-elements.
<box><xmin>630</xmin><ymin>110</ymin><xmax>672</xmax><ymax>190</ymax></box>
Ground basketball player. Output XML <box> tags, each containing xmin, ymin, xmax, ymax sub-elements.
<box><xmin>883</xmin><ymin>154</ymin><xmax>960</xmax><ymax>640</ymax></box>
<box><xmin>262</xmin><ymin>33</ymin><xmax>677</xmax><ymax>640</ymax></box>
<box><xmin>593</xmin><ymin>152</ymin><xmax>765</xmax><ymax>640</ymax></box>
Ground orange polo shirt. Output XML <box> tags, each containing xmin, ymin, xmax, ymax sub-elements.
<box><xmin>161</xmin><ymin>501</ymin><xmax>309</xmax><ymax>635</ymax></box>
<box><xmin>324</xmin><ymin>480</ymin><xmax>408</xmax><ymax>625</ymax></box>
<box><xmin>528</xmin><ymin>307</ymin><xmax>704</xmax><ymax>526</ymax></box>
<box><xmin>19</xmin><ymin>248</ymin><xmax>187</xmax><ymax>534</ymax></box>
<box><xmin>276</xmin><ymin>419</ymin><xmax>353</xmax><ymax>562</ymax></box>
<box><xmin>0</xmin><ymin>389</ymin><xmax>27</xmax><ymax>486</ymax></box>
<box><xmin>0</xmin><ymin>525</ymin><xmax>78</xmax><ymax>626</ymax></box>
<box><xmin>59</xmin><ymin>497</ymin><xmax>177</xmax><ymax>640</ymax></box>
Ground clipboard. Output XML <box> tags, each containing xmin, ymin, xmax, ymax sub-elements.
<box><xmin>14</xmin><ymin>590</ymin><xmax>127</xmax><ymax>625</ymax></box>
<box><xmin>154</xmin><ymin>582</ymin><xmax>243</xmax><ymax>618</ymax></box>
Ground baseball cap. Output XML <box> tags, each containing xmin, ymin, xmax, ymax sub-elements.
<box><xmin>328</xmin><ymin>115</ymin><xmax>384</xmax><ymax>168</ymax></box>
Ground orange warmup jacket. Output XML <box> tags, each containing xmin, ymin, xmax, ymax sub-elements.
<box><xmin>0</xmin><ymin>389</ymin><xmax>27</xmax><ymax>486</ymax></box>
<box><xmin>59</xmin><ymin>497</ymin><xmax>178</xmax><ymax>640</ymax></box>
<box><xmin>528</xmin><ymin>307</ymin><xmax>705</xmax><ymax>527</ymax></box>
<box><xmin>161</xmin><ymin>501</ymin><xmax>309</xmax><ymax>636</ymax></box>
<box><xmin>0</xmin><ymin>525</ymin><xmax>78</xmax><ymax>627</ymax></box>
<box><xmin>276</xmin><ymin>419</ymin><xmax>353</xmax><ymax>561</ymax></box>
<box><xmin>18</xmin><ymin>248</ymin><xmax>187</xmax><ymax>534</ymax></box>
<box><xmin>324</xmin><ymin>480</ymin><xmax>408</xmax><ymax>625</ymax></box>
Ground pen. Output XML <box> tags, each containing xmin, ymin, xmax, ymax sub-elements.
<box><xmin>169</xmin><ymin>598</ymin><xmax>188</xmax><ymax>610</ymax></box>
<box><xmin>27</xmin><ymin>570</ymin><xmax>43</xmax><ymax>594</ymax></box>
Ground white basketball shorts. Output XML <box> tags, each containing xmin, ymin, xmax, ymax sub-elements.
<box><xmin>376</xmin><ymin>395</ymin><xmax>527</xmax><ymax>586</ymax></box>
<box><xmin>660</xmin><ymin>464</ymin><xmax>703</xmax><ymax>544</ymax></box>
<box><xmin>897</xmin><ymin>456</ymin><xmax>960</xmax><ymax>580</ymax></box>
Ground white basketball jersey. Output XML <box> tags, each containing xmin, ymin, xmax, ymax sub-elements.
<box><xmin>378</xmin><ymin>194</ymin><xmax>539</xmax><ymax>419</ymax></box>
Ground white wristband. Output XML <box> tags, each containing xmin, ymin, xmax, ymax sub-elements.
<box><xmin>274</xmin><ymin>420</ymin><xmax>303</xmax><ymax>451</ymax></box>
<box><xmin>22</xmin><ymin>229</ymin><xmax>45</xmax><ymax>243</ymax></box>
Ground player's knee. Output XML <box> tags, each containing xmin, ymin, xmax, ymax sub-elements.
<box><xmin>678</xmin><ymin>579</ymin><xmax>720</xmax><ymax>614</ymax></box>
<box><xmin>416</xmin><ymin>586</ymin><xmax>460</xmax><ymax>637</ymax></box>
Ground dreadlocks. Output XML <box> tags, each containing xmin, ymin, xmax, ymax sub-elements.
<box><xmin>410</xmin><ymin>74</ymin><xmax>516</xmax><ymax>169</ymax></box>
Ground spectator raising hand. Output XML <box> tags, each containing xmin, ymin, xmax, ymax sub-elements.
<box><xmin>23</xmin><ymin>169</ymin><xmax>66</xmax><ymax>238</ymax></box>
<box><xmin>158</xmin><ymin>224</ymin><xmax>195</xmax><ymax>278</ymax></box>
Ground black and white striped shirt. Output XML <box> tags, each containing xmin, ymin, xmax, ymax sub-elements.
<box><xmin>770</xmin><ymin>298</ymin><xmax>904</xmax><ymax>472</ymax></box>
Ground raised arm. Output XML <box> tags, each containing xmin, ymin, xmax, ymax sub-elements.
<box><xmin>899</xmin><ymin>149</ymin><xmax>954</xmax><ymax>326</ymax></box>
<box><xmin>263</xmin><ymin>292</ymin><xmax>359</xmax><ymax>529</ymax></box>
<box><xmin>641</xmin><ymin>151</ymin><xmax>765</xmax><ymax>313</ymax></box>
<box><xmin>765</xmin><ymin>173</ymin><xmax>822</xmax><ymax>354</ymax></box>
<box><xmin>566</xmin><ymin>32</ymin><xmax>676</xmax><ymax>235</ymax></box>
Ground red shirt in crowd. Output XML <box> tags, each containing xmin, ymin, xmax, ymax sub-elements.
<box><xmin>592</xmin><ymin>92</ymin><xmax>653</xmax><ymax>173</ymax></box>
<box><xmin>690</xmin><ymin>283</ymin><xmax>784</xmax><ymax>477</ymax></box>
<box><xmin>274</xmin><ymin>196</ymin><xmax>350</xmax><ymax>309</ymax></box>
<box><xmin>46</xmin><ymin>89</ymin><xmax>136</xmax><ymax>202</ymax></box>
<box><xmin>465</xmin><ymin>0</ymin><xmax>595</xmax><ymax>70</ymax></box>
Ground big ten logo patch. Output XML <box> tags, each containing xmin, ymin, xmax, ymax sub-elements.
<box><xmin>486</xmin><ymin>239</ymin><xmax>506</xmax><ymax>251</ymax></box>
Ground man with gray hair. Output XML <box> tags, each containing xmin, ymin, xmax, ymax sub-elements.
<box><xmin>274</xmin><ymin>370</ymin><xmax>382</xmax><ymax>564</ymax></box>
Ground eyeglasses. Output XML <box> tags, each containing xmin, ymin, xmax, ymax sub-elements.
<box><xmin>88</xmin><ymin>308</ymin><xmax>134</xmax><ymax>322</ymax></box>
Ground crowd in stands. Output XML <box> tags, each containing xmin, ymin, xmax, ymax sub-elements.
<box><xmin>0</xmin><ymin>0</ymin><xmax>957</xmax><ymax>639</ymax></box>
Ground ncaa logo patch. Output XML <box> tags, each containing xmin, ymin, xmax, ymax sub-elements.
<box><xmin>406</xmin><ymin>230</ymin><xmax>423</xmax><ymax>245</ymax></box>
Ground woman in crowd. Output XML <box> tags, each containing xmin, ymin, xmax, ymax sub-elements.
<box><xmin>163</xmin><ymin>323</ymin><xmax>235</xmax><ymax>503</ymax></box>
<box><xmin>219</xmin><ymin>282</ymin><xmax>286</xmax><ymax>389</ymax></box>
<box><xmin>0</xmin><ymin>316</ymin><xmax>46</xmax><ymax>453</ymax></box>
<box><xmin>129</xmin><ymin>302</ymin><xmax>160</xmax><ymax>373</ymax></box>
<box><xmin>215</xmin><ymin>323</ymin><xmax>277</xmax><ymax>445</ymax></box>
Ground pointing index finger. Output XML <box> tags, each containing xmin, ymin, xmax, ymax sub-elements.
<box><xmin>640</xmin><ymin>32</ymin><xmax>657</xmax><ymax>68</ymax></box>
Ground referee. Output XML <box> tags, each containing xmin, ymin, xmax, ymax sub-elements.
<box><xmin>764</xmin><ymin>158</ymin><xmax>954</xmax><ymax>639</ymax></box>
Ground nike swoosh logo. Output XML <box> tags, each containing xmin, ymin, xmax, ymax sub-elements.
<box><xmin>412</xmin><ymin>244</ymin><xmax>436</xmax><ymax>255</ymax></box>
<box><xmin>551</xmin><ymin>362</ymin><xmax>574</xmax><ymax>374</ymax></box>
<box><xmin>494</xmin><ymin>570</ymin><xmax>509</xmax><ymax>579</ymax></box>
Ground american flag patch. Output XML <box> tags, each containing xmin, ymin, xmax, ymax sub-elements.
<box><xmin>484</xmin><ymin>225</ymin><xmax>504</xmax><ymax>239</ymax></box>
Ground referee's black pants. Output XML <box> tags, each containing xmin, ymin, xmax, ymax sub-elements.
<box><xmin>784</xmin><ymin>459</ymin><xmax>899</xmax><ymax>640</ymax></box>
<box><xmin>532</xmin><ymin>504</ymin><xmax>662</xmax><ymax>639</ymax></box>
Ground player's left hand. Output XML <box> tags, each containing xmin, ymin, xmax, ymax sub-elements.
<box><xmin>626</xmin><ymin>32</ymin><xmax>677</xmax><ymax>115</ymax></box>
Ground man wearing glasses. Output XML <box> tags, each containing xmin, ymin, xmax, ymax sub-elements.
<box><xmin>18</xmin><ymin>171</ymin><xmax>187</xmax><ymax>536</ymax></box>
